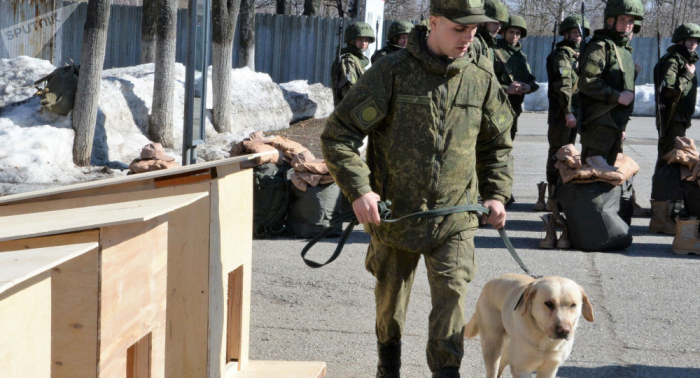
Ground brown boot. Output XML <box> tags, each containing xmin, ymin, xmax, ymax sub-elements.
<box><xmin>672</xmin><ymin>217</ymin><xmax>700</xmax><ymax>255</ymax></box>
<box><xmin>649</xmin><ymin>200</ymin><xmax>676</xmax><ymax>235</ymax></box>
<box><xmin>546</xmin><ymin>184</ymin><xmax>558</xmax><ymax>213</ymax></box>
<box><xmin>533</xmin><ymin>182</ymin><xmax>547</xmax><ymax>211</ymax></box>
<box><xmin>554</xmin><ymin>215</ymin><xmax>571</xmax><ymax>249</ymax></box>
<box><xmin>539</xmin><ymin>214</ymin><xmax>557</xmax><ymax>249</ymax></box>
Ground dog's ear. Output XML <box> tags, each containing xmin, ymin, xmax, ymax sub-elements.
<box><xmin>580</xmin><ymin>287</ymin><xmax>594</xmax><ymax>322</ymax></box>
<box><xmin>521</xmin><ymin>281</ymin><xmax>538</xmax><ymax>316</ymax></box>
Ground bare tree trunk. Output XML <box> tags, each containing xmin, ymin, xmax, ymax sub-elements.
<box><xmin>303</xmin><ymin>0</ymin><xmax>322</xmax><ymax>15</ymax></box>
<box><xmin>72</xmin><ymin>0</ymin><xmax>112</xmax><ymax>167</ymax></box>
<box><xmin>239</xmin><ymin>0</ymin><xmax>255</xmax><ymax>69</ymax></box>
<box><xmin>212</xmin><ymin>0</ymin><xmax>241</xmax><ymax>133</ymax></box>
<box><xmin>141</xmin><ymin>0</ymin><xmax>157</xmax><ymax>63</ymax></box>
<box><xmin>276</xmin><ymin>0</ymin><xmax>291</xmax><ymax>14</ymax></box>
<box><xmin>149</xmin><ymin>0</ymin><xmax>178</xmax><ymax>148</ymax></box>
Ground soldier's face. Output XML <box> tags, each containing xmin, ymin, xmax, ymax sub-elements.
<box><xmin>606</xmin><ymin>15</ymin><xmax>635</xmax><ymax>35</ymax></box>
<box><xmin>396</xmin><ymin>34</ymin><xmax>409</xmax><ymax>48</ymax></box>
<box><xmin>354</xmin><ymin>38</ymin><xmax>371</xmax><ymax>51</ymax></box>
<box><xmin>504</xmin><ymin>28</ymin><xmax>521</xmax><ymax>45</ymax></box>
<box><xmin>566</xmin><ymin>29</ymin><xmax>582</xmax><ymax>44</ymax></box>
<box><xmin>486</xmin><ymin>22</ymin><xmax>501</xmax><ymax>36</ymax></box>
<box><xmin>685</xmin><ymin>38</ymin><xmax>699</xmax><ymax>52</ymax></box>
<box><xmin>428</xmin><ymin>16</ymin><xmax>478</xmax><ymax>59</ymax></box>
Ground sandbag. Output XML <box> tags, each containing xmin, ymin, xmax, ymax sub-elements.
<box><xmin>34</xmin><ymin>60</ymin><xmax>79</xmax><ymax>116</ymax></box>
<box><xmin>286</xmin><ymin>179</ymin><xmax>352</xmax><ymax>238</ymax></box>
<box><xmin>559</xmin><ymin>182</ymin><xmax>632</xmax><ymax>251</ymax></box>
<box><xmin>253</xmin><ymin>163</ymin><xmax>291</xmax><ymax>239</ymax></box>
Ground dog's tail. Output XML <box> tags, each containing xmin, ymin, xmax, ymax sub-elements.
<box><xmin>463</xmin><ymin>312</ymin><xmax>479</xmax><ymax>339</ymax></box>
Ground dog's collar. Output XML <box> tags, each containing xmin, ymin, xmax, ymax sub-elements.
<box><xmin>514</xmin><ymin>292</ymin><xmax>525</xmax><ymax>311</ymax></box>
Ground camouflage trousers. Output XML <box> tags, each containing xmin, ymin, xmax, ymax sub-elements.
<box><xmin>655</xmin><ymin>121</ymin><xmax>690</xmax><ymax>173</ymax></box>
<box><xmin>365</xmin><ymin>229</ymin><xmax>477</xmax><ymax>372</ymax></box>
<box><xmin>580</xmin><ymin>123</ymin><xmax>622</xmax><ymax>166</ymax></box>
<box><xmin>547</xmin><ymin>122</ymin><xmax>578</xmax><ymax>185</ymax></box>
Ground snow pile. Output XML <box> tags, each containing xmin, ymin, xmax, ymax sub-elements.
<box><xmin>280</xmin><ymin>80</ymin><xmax>334</xmax><ymax>123</ymax></box>
<box><xmin>0</xmin><ymin>56</ymin><xmax>56</xmax><ymax>107</ymax></box>
<box><xmin>522</xmin><ymin>82</ymin><xmax>549</xmax><ymax>112</ymax></box>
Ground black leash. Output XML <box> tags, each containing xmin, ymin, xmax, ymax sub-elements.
<box><xmin>301</xmin><ymin>201</ymin><xmax>540</xmax><ymax>278</ymax></box>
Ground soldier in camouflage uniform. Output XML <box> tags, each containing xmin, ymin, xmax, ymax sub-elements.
<box><xmin>493</xmin><ymin>14</ymin><xmax>539</xmax><ymax>141</ymax></box>
<box><xmin>538</xmin><ymin>15</ymin><xmax>590</xmax><ymax>211</ymax></box>
<box><xmin>473</xmin><ymin>0</ymin><xmax>508</xmax><ymax>62</ymax></box>
<box><xmin>371</xmin><ymin>21</ymin><xmax>414</xmax><ymax>64</ymax></box>
<box><xmin>321</xmin><ymin>0</ymin><xmax>514</xmax><ymax>376</ymax></box>
<box><xmin>331</xmin><ymin>22</ymin><xmax>375</xmax><ymax>106</ymax></box>
<box><xmin>654</xmin><ymin>23</ymin><xmax>699</xmax><ymax>172</ymax></box>
<box><xmin>578</xmin><ymin>0</ymin><xmax>644</xmax><ymax>165</ymax></box>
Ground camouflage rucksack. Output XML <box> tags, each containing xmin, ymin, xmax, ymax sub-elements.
<box><xmin>34</xmin><ymin>59</ymin><xmax>80</xmax><ymax>116</ymax></box>
<box><xmin>253</xmin><ymin>163</ymin><xmax>292</xmax><ymax>239</ymax></box>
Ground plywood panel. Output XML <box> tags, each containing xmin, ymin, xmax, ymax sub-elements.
<box><xmin>98</xmin><ymin>216</ymin><xmax>168</xmax><ymax>378</ymax></box>
<box><xmin>0</xmin><ymin>273</ymin><xmax>52</xmax><ymax>378</ymax></box>
<box><xmin>226</xmin><ymin>360</ymin><xmax>327</xmax><ymax>378</ymax></box>
<box><xmin>0</xmin><ymin>230</ymin><xmax>99</xmax><ymax>253</ymax></box>
<box><xmin>52</xmin><ymin>246</ymin><xmax>100</xmax><ymax>378</ymax></box>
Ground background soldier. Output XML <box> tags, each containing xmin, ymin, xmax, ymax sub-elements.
<box><xmin>321</xmin><ymin>0</ymin><xmax>514</xmax><ymax>376</ymax></box>
<box><xmin>474</xmin><ymin>0</ymin><xmax>509</xmax><ymax>63</ymax></box>
<box><xmin>371</xmin><ymin>21</ymin><xmax>414</xmax><ymax>64</ymax></box>
<box><xmin>331</xmin><ymin>22</ymin><xmax>375</xmax><ymax>105</ymax></box>
<box><xmin>536</xmin><ymin>14</ymin><xmax>590</xmax><ymax>211</ymax></box>
<box><xmin>494</xmin><ymin>14</ymin><xmax>539</xmax><ymax>141</ymax></box>
<box><xmin>578</xmin><ymin>0</ymin><xmax>644</xmax><ymax>165</ymax></box>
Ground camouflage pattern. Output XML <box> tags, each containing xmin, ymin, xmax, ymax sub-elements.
<box><xmin>546</xmin><ymin>38</ymin><xmax>580</xmax><ymax>184</ymax></box>
<box><xmin>493</xmin><ymin>38</ymin><xmax>540</xmax><ymax>116</ymax></box>
<box><xmin>604</xmin><ymin>0</ymin><xmax>645</xmax><ymax>20</ymax></box>
<box><xmin>431</xmin><ymin>0</ymin><xmax>495</xmax><ymax>25</ymax></box>
<box><xmin>484</xmin><ymin>0</ymin><xmax>508</xmax><ymax>23</ymax></box>
<box><xmin>344</xmin><ymin>21</ymin><xmax>375</xmax><ymax>43</ymax></box>
<box><xmin>371</xmin><ymin>42</ymin><xmax>403</xmax><ymax>64</ymax></box>
<box><xmin>672</xmin><ymin>22</ymin><xmax>700</xmax><ymax>43</ymax></box>
<box><xmin>503</xmin><ymin>14</ymin><xmax>528</xmax><ymax>38</ymax></box>
<box><xmin>331</xmin><ymin>46</ymin><xmax>370</xmax><ymax>105</ymax></box>
<box><xmin>559</xmin><ymin>14</ymin><xmax>590</xmax><ymax>36</ymax></box>
<box><xmin>386</xmin><ymin>20</ymin><xmax>414</xmax><ymax>40</ymax></box>
<box><xmin>366</xmin><ymin>229</ymin><xmax>476</xmax><ymax>372</ymax></box>
<box><xmin>474</xmin><ymin>27</ymin><xmax>498</xmax><ymax>63</ymax></box>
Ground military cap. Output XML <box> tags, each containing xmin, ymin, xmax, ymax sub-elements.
<box><xmin>430</xmin><ymin>0</ymin><xmax>496</xmax><ymax>25</ymax></box>
<box><xmin>484</xmin><ymin>0</ymin><xmax>509</xmax><ymax>24</ymax></box>
<box><xmin>672</xmin><ymin>23</ymin><xmax>700</xmax><ymax>43</ymax></box>
<box><xmin>345</xmin><ymin>22</ymin><xmax>375</xmax><ymax>44</ymax></box>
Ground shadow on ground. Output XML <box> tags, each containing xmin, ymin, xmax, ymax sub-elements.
<box><xmin>559</xmin><ymin>364</ymin><xmax>700</xmax><ymax>378</ymax></box>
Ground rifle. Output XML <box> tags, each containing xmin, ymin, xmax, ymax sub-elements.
<box><xmin>551</xmin><ymin>21</ymin><xmax>558</xmax><ymax>54</ymax></box>
<box><xmin>333</xmin><ymin>18</ymin><xmax>345</xmax><ymax>105</ymax></box>
<box><xmin>655</xmin><ymin>30</ymin><xmax>665</xmax><ymax>137</ymax></box>
<box><xmin>576</xmin><ymin>2</ymin><xmax>587</xmax><ymax>133</ymax></box>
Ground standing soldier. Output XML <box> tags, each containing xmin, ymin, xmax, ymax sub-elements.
<box><xmin>331</xmin><ymin>21</ymin><xmax>375</xmax><ymax>105</ymax></box>
<box><xmin>321</xmin><ymin>0</ymin><xmax>514</xmax><ymax>376</ymax></box>
<box><xmin>371</xmin><ymin>21</ymin><xmax>414</xmax><ymax>64</ymax></box>
<box><xmin>474</xmin><ymin>0</ymin><xmax>509</xmax><ymax>62</ymax></box>
<box><xmin>578</xmin><ymin>0</ymin><xmax>644</xmax><ymax>165</ymax></box>
<box><xmin>536</xmin><ymin>14</ymin><xmax>590</xmax><ymax>212</ymax></box>
<box><xmin>494</xmin><ymin>14</ymin><xmax>539</xmax><ymax>141</ymax></box>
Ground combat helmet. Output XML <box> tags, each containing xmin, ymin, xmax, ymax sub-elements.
<box><xmin>504</xmin><ymin>14</ymin><xmax>528</xmax><ymax>38</ymax></box>
<box><xmin>387</xmin><ymin>21</ymin><xmax>414</xmax><ymax>40</ymax></box>
<box><xmin>633</xmin><ymin>20</ymin><xmax>641</xmax><ymax>34</ymax></box>
<box><xmin>345</xmin><ymin>22</ymin><xmax>375</xmax><ymax>44</ymax></box>
<box><xmin>672</xmin><ymin>23</ymin><xmax>700</xmax><ymax>43</ymax></box>
<box><xmin>559</xmin><ymin>14</ymin><xmax>590</xmax><ymax>36</ymax></box>
<box><xmin>430</xmin><ymin>0</ymin><xmax>496</xmax><ymax>25</ymax></box>
<box><xmin>484</xmin><ymin>0</ymin><xmax>509</xmax><ymax>24</ymax></box>
<box><xmin>604</xmin><ymin>0</ymin><xmax>644</xmax><ymax>21</ymax></box>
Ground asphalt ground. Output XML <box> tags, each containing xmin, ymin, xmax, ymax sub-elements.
<box><xmin>250</xmin><ymin>113</ymin><xmax>700</xmax><ymax>377</ymax></box>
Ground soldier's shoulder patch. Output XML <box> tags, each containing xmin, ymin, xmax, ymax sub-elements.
<box><xmin>583</xmin><ymin>60</ymin><xmax>602</xmax><ymax>76</ymax></box>
<box><xmin>351</xmin><ymin>97</ymin><xmax>385</xmax><ymax>131</ymax></box>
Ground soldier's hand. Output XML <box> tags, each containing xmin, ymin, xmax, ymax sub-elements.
<box><xmin>352</xmin><ymin>191</ymin><xmax>382</xmax><ymax>225</ymax></box>
<box><xmin>482</xmin><ymin>199</ymin><xmax>506</xmax><ymax>230</ymax></box>
<box><xmin>565</xmin><ymin>113</ymin><xmax>577</xmax><ymax>128</ymax></box>
<box><xmin>622</xmin><ymin>131</ymin><xmax>626</xmax><ymax>142</ymax></box>
<box><xmin>618</xmin><ymin>91</ymin><xmax>635</xmax><ymax>106</ymax></box>
<box><xmin>507</xmin><ymin>82</ymin><xmax>520</xmax><ymax>95</ymax></box>
<box><xmin>520</xmin><ymin>84</ymin><xmax>531</xmax><ymax>94</ymax></box>
<box><xmin>687</xmin><ymin>64</ymin><xmax>696</xmax><ymax>74</ymax></box>
<box><xmin>634</xmin><ymin>63</ymin><xmax>642</xmax><ymax>74</ymax></box>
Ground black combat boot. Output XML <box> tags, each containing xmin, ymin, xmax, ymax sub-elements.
<box><xmin>376</xmin><ymin>341</ymin><xmax>401</xmax><ymax>378</ymax></box>
<box><xmin>432</xmin><ymin>366</ymin><xmax>460</xmax><ymax>378</ymax></box>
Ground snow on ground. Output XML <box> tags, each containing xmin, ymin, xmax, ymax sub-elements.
<box><xmin>0</xmin><ymin>56</ymin><xmax>332</xmax><ymax>195</ymax></box>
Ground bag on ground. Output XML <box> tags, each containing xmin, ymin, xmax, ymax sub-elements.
<box><xmin>34</xmin><ymin>60</ymin><xmax>79</xmax><ymax>116</ymax></box>
<box><xmin>253</xmin><ymin>163</ymin><xmax>291</xmax><ymax>239</ymax></box>
<box><xmin>286</xmin><ymin>177</ymin><xmax>352</xmax><ymax>238</ymax></box>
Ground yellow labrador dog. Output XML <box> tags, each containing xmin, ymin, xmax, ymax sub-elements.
<box><xmin>464</xmin><ymin>274</ymin><xmax>594</xmax><ymax>378</ymax></box>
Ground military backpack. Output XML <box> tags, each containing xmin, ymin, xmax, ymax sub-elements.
<box><xmin>34</xmin><ymin>59</ymin><xmax>80</xmax><ymax>116</ymax></box>
<box><xmin>253</xmin><ymin>163</ymin><xmax>292</xmax><ymax>239</ymax></box>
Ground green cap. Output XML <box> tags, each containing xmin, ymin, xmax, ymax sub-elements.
<box><xmin>430</xmin><ymin>0</ymin><xmax>496</xmax><ymax>25</ymax></box>
<box><xmin>559</xmin><ymin>14</ymin><xmax>590</xmax><ymax>36</ymax></box>
<box><xmin>484</xmin><ymin>0</ymin><xmax>509</xmax><ymax>24</ymax></box>
<box><xmin>672</xmin><ymin>23</ymin><xmax>700</xmax><ymax>43</ymax></box>
<box><xmin>504</xmin><ymin>14</ymin><xmax>528</xmax><ymax>38</ymax></box>
<box><xmin>604</xmin><ymin>0</ymin><xmax>644</xmax><ymax>21</ymax></box>
<box><xmin>345</xmin><ymin>22</ymin><xmax>375</xmax><ymax>44</ymax></box>
<box><xmin>387</xmin><ymin>21</ymin><xmax>414</xmax><ymax>40</ymax></box>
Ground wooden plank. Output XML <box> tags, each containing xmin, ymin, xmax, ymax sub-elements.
<box><xmin>98</xmin><ymin>216</ymin><xmax>168</xmax><ymax>378</ymax></box>
<box><xmin>127</xmin><ymin>333</ymin><xmax>152</xmax><ymax>378</ymax></box>
<box><xmin>226</xmin><ymin>266</ymin><xmax>244</xmax><ymax>361</ymax></box>
<box><xmin>0</xmin><ymin>153</ymin><xmax>272</xmax><ymax>206</ymax></box>
<box><xmin>209</xmin><ymin>169</ymin><xmax>253</xmax><ymax>375</ymax></box>
<box><xmin>0</xmin><ymin>243</ymin><xmax>99</xmax><ymax>294</ymax></box>
<box><xmin>0</xmin><ymin>273</ymin><xmax>52</xmax><ymax>378</ymax></box>
<box><xmin>52</xmin><ymin>246</ymin><xmax>100</xmax><ymax>378</ymax></box>
<box><xmin>226</xmin><ymin>360</ymin><xmax>326</xmax><ymax>378</ymax></box>
<box><xmin>0</xmin><ymin>229</ymin><xmax>99</xmax><ymax>252</ymax></box>
<box><xmin>0</xmin><ymin>192</ymin><xmax>208</xmax><ymax>242</ymax></box>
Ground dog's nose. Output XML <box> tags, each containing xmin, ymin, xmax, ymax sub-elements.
<box><xmin>555</xmin><ymin>325</ymin><xmax>571</xmax><ymax>339</ymax></box>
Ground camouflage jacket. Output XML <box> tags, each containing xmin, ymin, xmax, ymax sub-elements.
<box><xmin>655</xmin><ymin>44</ymin><xmax>698</xmax><ymax>124</ymax></box>
<box><xmin>321</xmin><ymin>26</ymin><xmax>514</xmax><ymax>252</ymax></box>
<box><xmin>331</xmin><ymin>46</ymin><xmax>370</xmax><ymax>105</ymax></box>
<box><xmin>547</xmin><ymin>39</ymin><xmax>580</xmax><ymax>125</ymax></box>
<box><xmin>474</xmin><ymin>27</ymin><xmax>497</xmax><ymax>64</ymax></box>
<box><xmin>371</xmin><ymin>42</ymin><xmax>403</xmax><ymax>64</ymax></box>
<box><xmin>578</xmin><ymin>29</ymin><xmax>635</xmax><ymax>130</ymax></box>
<box><xmin>493</xmin><ymin>39</ymin><xmax>539</xmax><ymax>114</ymax></box>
